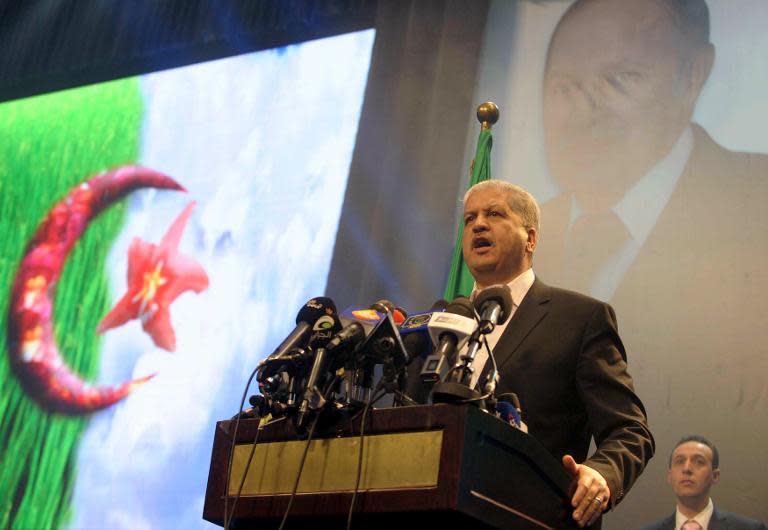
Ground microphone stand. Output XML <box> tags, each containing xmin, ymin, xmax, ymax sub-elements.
<box><xmin>430</xmin><ymin>325</ymin><xmax>491</xmax><ymax>405</ymax></box>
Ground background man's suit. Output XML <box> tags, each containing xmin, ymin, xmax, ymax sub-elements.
<box><xmin>494</xmin><ymin>278</ymin><xmax>654</xmax><ymax>510</ymax></box>
<box><xmin>535</xmin><ymin>124</ymin><xmax>768</xmax><ymax>520</ymax></box>
<box><xmin>636</xmin><ymin>506</ymin><xmax>768</xmax><ymax>530</ymax></box>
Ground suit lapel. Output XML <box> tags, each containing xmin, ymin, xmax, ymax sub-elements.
<box><xmin>709</xmin><ymin>506</ymin><xmax>725</xmax><ymax>530</ymax></box>
<box><xmin>660</xmin><ymin>514</ymin><xmax>676</xmax><ymax>530</ymax></box>
<box><xmin>493</xmin><ymin>278</ymin><xmax>551</xmax><ymax>371</ymax></box>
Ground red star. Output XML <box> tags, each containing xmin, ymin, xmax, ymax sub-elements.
<box><xmin>97</xmin><ymin>201</ymin><xmax>209</xmax><ymax>351</ymax></box>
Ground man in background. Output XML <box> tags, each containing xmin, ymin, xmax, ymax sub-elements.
<box><xmin>637</xmin><ymin>435</ymin><xmax>766</xmax><ymax>530</ymax></box>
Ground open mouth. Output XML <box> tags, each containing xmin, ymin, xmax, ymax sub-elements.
<box><xmin>473</xmin><ymin>237</ymin><xmax>492</xmax><ymax>250</ymax></box>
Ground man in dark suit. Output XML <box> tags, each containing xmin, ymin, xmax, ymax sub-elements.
<box><xmin>536</xmin><ymin>0</ymin><xmax>768</xmax><ymax>522</ymax></box>
<box><xmin>461</xmin><ymin>179</ymin><xmax>654</xmax><ymax>528</ymax></box>
<box><xmin>636</xmin><ymin>435</ymin><xmax>766</xmax><ymax>530</ymax></box>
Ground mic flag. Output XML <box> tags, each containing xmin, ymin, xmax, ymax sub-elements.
<box><xmin>399</xmin><ymin>299</ymin><xmax>448</xmax><ymax>361</ymax></box>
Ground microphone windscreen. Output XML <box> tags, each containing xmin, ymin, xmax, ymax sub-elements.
<box><xmin>495</xmin><ymin>400</ymin><xmax>522</xmax><ymax>428</ymax></box>
<box><xmin>473</xmin><ymin>285</ymin><xmax>513</xmax><ymax>325</ymax></box>
<box><xmin>430</xmin><ymin>299</ymin><xmax>449</xmax><ymax>311</ymax></box>
<box><xmin>296</xmin><ymin>296</ymin><xmax>337</xmax><ymax>325</ymax></box>
<box><xmin>402</xmin><ymin>331</ymin><xmax>430</xmax><ymax>361</ymax></box>
<box><xmin>446</xmin><ymin>296</ymin><xmax>474</xmax><ymax>319</ymax></box>
<box><xmin>370</xmin><ymin>299</ymin><xmax>407</xmax><ymax>324</ymax></box>
<box><xmin>370</xmin><ymin>299</ymin><xmax>395</xmax><ymax>314</ymax></box>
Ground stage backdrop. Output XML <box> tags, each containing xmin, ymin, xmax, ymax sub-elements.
<box><xmin>0</xmin><ymin>29</ymin><xmax>374</xmax><ymax>530</ymax></box>
<box><xmin>463</xmin><ymin>0</ymin><xmax>768</xmax><ymax>527</ymax></box>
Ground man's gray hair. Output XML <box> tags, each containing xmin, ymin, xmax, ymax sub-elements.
<box><xmin>463</xmin><ymin>180</ymin><xmax>541</xmax><ymax>233</ymax></box>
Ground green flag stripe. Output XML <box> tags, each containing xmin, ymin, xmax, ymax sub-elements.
<box><xmin>443</xmin><ymin>128</ymin><xmax>493</xmax><ymax>300</ymax></box>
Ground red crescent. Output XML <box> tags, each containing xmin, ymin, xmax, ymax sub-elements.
<box><xmin>6</xmin><ymin>165</ymin><xmax>185</xmax><ymax>415</ymax></box>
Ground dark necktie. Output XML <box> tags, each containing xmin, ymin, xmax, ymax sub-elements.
<box><xmin>563</xmin><ymin>210</ymin><xmax>630</xmax><ymax>295</ymax></box>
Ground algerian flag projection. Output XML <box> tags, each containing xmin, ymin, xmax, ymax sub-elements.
<box><xmin>0</xmin><ymin>29</ymin><xmax>375</xmax><ymax>530</ymax></box>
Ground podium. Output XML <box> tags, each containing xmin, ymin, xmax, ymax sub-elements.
<box><xmin>203</xmin><ymin>404</ymin><xmax>580</xmax><ymax>529</ymax></box>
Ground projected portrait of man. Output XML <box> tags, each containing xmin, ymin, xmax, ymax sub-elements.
<box><xmin>532</xmin><ymin>0</ymin><xmax>768</xmax><ymax>522</ymax></box>
<box><xmin>536</xmin><ymin>0</ymin><xmax>768</xmax><ymax>298</ymax></box>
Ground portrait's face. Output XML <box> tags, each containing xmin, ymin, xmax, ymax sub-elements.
<box><xmin>461</xmin><ymin>187</ymin><xmax>535</xmax><ymax>288</ymax></box>
<box><xmin>543</xmin><ymin>0</ymin><xmax>700</xmax><ymax>207</ymax></box>
<box><xmin>667</xmin><ymin>441</ymin><xmax>720</xmax><ymax>502</ymax></box>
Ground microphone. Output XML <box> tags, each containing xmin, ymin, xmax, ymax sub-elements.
<box><xmin>449</xmin><ymin>285</ymin><xmax>511</xmax><ymax>385</ymax></box>
<box><xmin>420</xmin><ymin>297</ymin><xmax>476</xmax><ymax>383</ymax></box>
<box><xmin>433</xmin><ymin>287</ymin><xmax>513</xmax><ymax>403</ymax></box>
<box><xmin>469</xmin><ymin>285</ymin><xmax>513</xmax><ymax>396</ymax></box>
<box><xmin>296</xmin><ymin>314</ymin><xmax>343</xmax><ymax>427</ymax></box>
<box><xmin>335</xmin><ymin>299</ymin><xmax>409</xmax><ymax>354</ymax></box>
<box><xmin>326</xmin><ymin>321</ymin><xmax>366</xmax><ymax>352</ymax></box>
<box><xmin>473</xmin><ymin>285</ymin><xmax>513</xmax><ymax>332</ymax></box>
<box><xmin>369</xmin><ymin>299</ymin><xmax>408</xmax><ymax>324</ymax></box>
<box><xmin>308</xmin><ymin>313</ymin><xmax>343</xmax><ymax>349</ymax></box>
<box><xmin>261</xmin><ymin>297</ymin><xmax>337</xmax><ymax>365</ymax></box>
<box><xmin>399</xmin><ymin>299</ymin><xmax>448</xmax><ymax>361</ymax></box>
<box><xmin>494</xmin><ymin>393</ymin><xmax>526</xmax><ymax>432</ymax></box>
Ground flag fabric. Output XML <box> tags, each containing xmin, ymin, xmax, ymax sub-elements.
<box><xmin>443</xmin><ymin>127</ymin><xmax>493</xmax><ymax>300</ymax></box>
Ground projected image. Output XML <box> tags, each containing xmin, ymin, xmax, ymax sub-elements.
<box><xmin>470</xmin><ymin>0</ymin><xmax>767</xmax><ymax>526</ymax></box>
<box><xmin>0</xmin><ymin>29</ymin><xmax>375</xmax><ymax>530</ymax></box>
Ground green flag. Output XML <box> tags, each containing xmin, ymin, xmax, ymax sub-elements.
<box><xmin>443</xmin><ymin>127</ymin><xmax>493</xmax><ymax>300</ymax></box>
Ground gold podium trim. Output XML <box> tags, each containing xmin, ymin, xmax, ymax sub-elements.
<box><xmin>228</xmin><ymin>430</ymin><xmax>443</xmax><ymax>496</ymax></box>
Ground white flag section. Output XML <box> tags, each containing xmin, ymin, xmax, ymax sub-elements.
<box><xmin>68</xmin><ymin>29</ymin><xmax>375</xmax><ymax>530</ymax></box>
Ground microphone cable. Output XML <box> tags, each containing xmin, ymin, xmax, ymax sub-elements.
<box><xmin>223</xmin><ymin>365</ymin><xmax>259</xmax><ymax>530</ymax></box>
<box><xmin>225</xmin><ymin>413</ymin><xmax>283</xmax><ymax>530</ymax></box>
<box><xmin>276</xmin><ymin>370</ymin><xmax>340</xmax><ymax>530</ymax></box>
<box><xmin>277</xmin><ymin>413</ymin><xmax>321</xmax><ymax>530</ymax></box>
<box><xmin>459</xmin><ymin>336</ymin><xmax>500</xmax><ymax>405</ymax></box>
<box><xmin>346</xmin><ymin>379</ymin><xmax>388</xmax><ymax>530</ymax></box>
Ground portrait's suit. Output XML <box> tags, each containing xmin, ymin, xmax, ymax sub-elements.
<box><xmin>493</xmin><ymin>278</ymin><xmax>654</xmax><ymax>512</ymax></box>
<box><xmin>635</xmin><ymin>506</ymin><xmax>767</xmax><ymax>530</ymax></box>
<box><xmin>534</xmin><ymin>124</ymin><xmax>768</xmax><ymax>520</ymax></box>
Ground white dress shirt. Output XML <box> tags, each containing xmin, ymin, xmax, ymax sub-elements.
<box><xmin>675</xmin><ymin>497</ymin><xmax>714</xmax><ymax>530</ymax></box>
<box><xmin>468</xmin><ymin>268</ymin><xmax>535</xmax><ymax>388</ymax></box>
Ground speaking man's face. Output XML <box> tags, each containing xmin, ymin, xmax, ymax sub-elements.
<box><xmin>543</xmin><ymin>0</ymin><xmax>699</xmax><ymax>207</ymax></box>
<box><xmin>461</xmin><ymin>187</ymin><xmax>534</xmax><ymax>288</ymax></box>
<box><xmin>667</xmin><ymin>441</ymin><xmax>720</xmax><ymax>502</ymax></box>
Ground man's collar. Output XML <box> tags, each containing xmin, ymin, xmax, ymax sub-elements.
<box><xmin>471</xmin><ymin>268</ymin><xmax>535</xmax><ymax>307</ymax></box>
<box><xmin>675</xmin><ymin>497</ymin><xmax>713</xmax><ymax>529</ymax></box>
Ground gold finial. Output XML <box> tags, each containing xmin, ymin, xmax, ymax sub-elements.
<box><xmin>476</xmin><ymin>101</ymin><xmax>500</xmax><ymax>130</ymax></box>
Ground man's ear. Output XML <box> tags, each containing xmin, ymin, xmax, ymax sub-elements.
<box><xmin>527</xmin><ymin>228</ymin><xmax>538</xmax><ymax>254</ymax></box>
<box><xmin>685</xmin><ymin>43</ymin><xmax>715</xmax><ymax>107</ymax></box>
<box><xmin>712</xmin><ymin>468</ymin><xmax>721</xmax><ymax>485</ymax></box>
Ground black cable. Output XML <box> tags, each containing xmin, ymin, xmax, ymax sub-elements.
<box><xmin>224</xmin><ymin>366</ymin><xmax>260</xmax><ymax>530</ymax></box>
<box><xmin>277</xmin><ymin>413</ymin><xmax>321</xmax><ymax>530</ymax></box>
<box><xmin>459</xmin><ymin>336</ymin><xmax>499</xmax><ymax>405</ymax></box>
<box><xmin>225</xmin><ymin>412</ymin><xmax>268</xmax><ymax>528</ymax></box>
<box><xmin>393</xmin><ymin>389</ymin><xmax>419</xmax><ymax>406</ymax></box>
<box><xmin>346</xmin><ymin>380</ymin><xmax>387</xmax><ymax>530</ymax></box>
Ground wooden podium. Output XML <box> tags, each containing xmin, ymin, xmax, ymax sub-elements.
<box><xmin>203</xmin><ymin>404</ymin><xmax>579</xmax><ymax>529</ymax></box>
